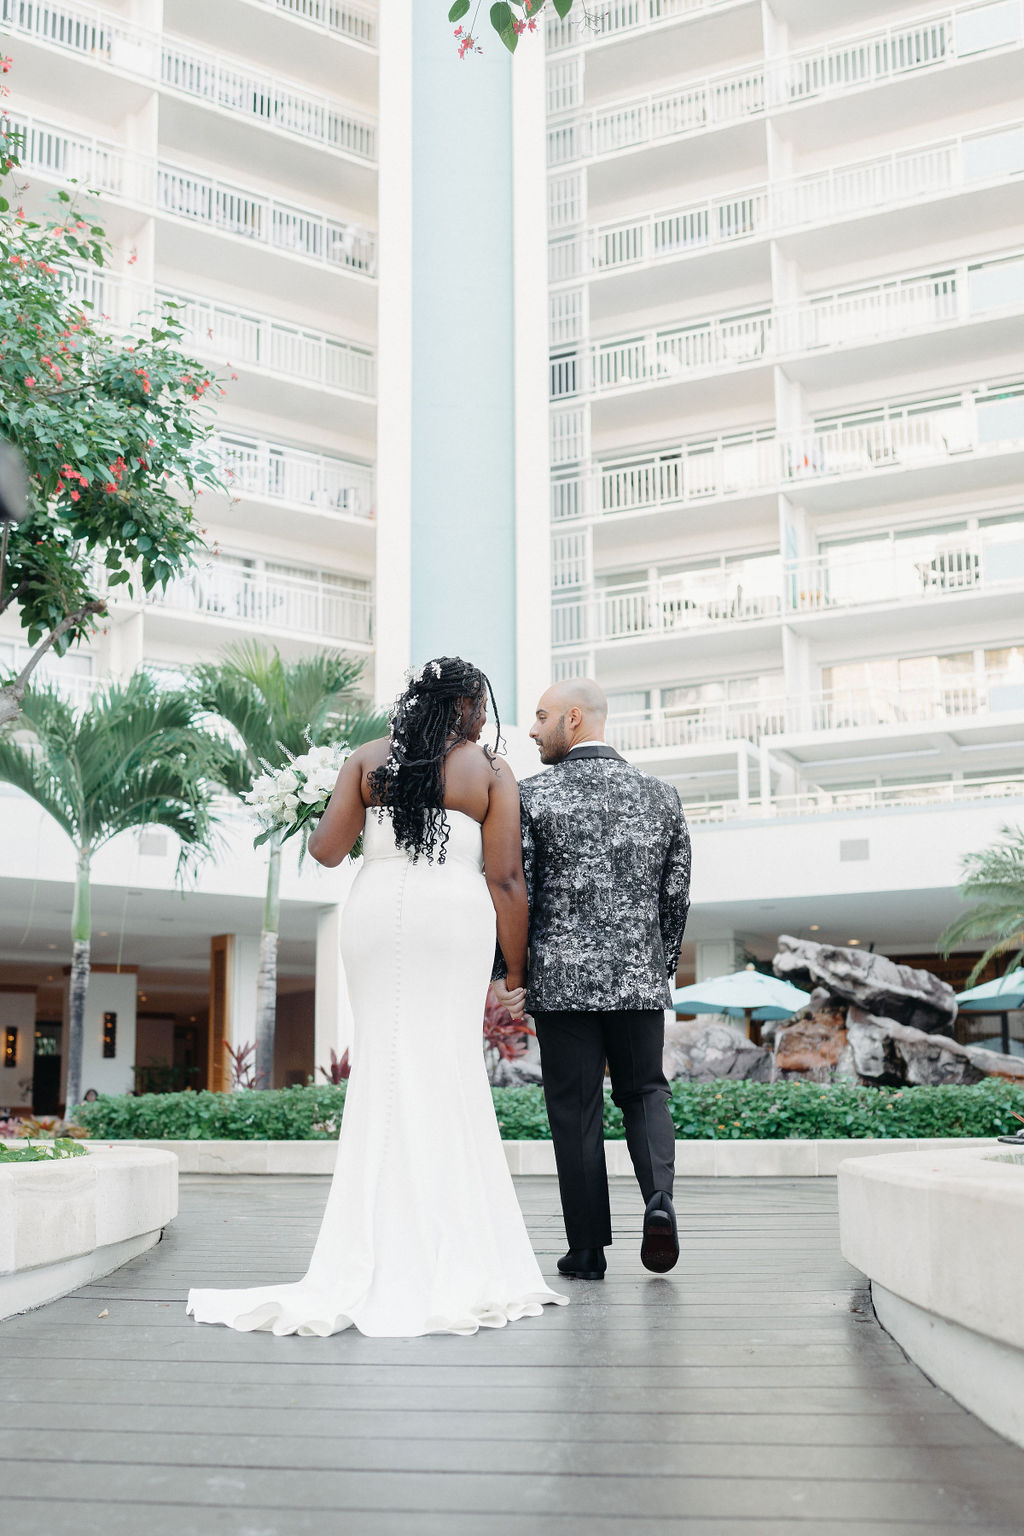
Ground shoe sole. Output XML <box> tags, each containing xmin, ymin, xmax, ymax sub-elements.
<box><xmin>557</xmin><ymin>1269</ymin><xmax>605</xmax><ymax>1281</ymax></box>
<box><xmin>641</xmin><ymin>1214</ymin><xmax>679</xmax><ymax>1274</ymax></box>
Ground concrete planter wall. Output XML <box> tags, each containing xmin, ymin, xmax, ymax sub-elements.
<box><xmin>109</xmin><ymin>1134</ymin><xmax>1003</xmax><ymax>1177</ymax></box>
<box><xmin>838</xmin><ymin>1146</ymin><xmax>1024</xmax><ymax>1448</ymax></box>
<box><xmin>0</xmin><ymin>1144</ymin><xmax>178</xmax><ymax>1322</ymax></box>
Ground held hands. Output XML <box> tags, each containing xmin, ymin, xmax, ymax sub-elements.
<box><xmin>490</xmin><ymin>978</ymin><xmax>527</xmax><ymax>1021</ymax></box>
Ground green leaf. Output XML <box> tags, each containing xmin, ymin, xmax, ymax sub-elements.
<box><xmin>490</xmin><ymin>0</ymin><xmax>518</xmax><ymax>49</ymax></box>
<box><xmin>448</xmin><ymin>0</ymin><xmax>470</xmax><ymax>18</ymax></box>
<box><xmin>0</xmin><ymin>196</ymin><xmax>8</xmax><ymax>213</ymax></box>
<box><xmin>553</xmin><ymin>0</ymin><xmax>573</xmax><ymax>16</ymax></box>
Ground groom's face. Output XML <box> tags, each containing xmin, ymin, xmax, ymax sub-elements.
<box><xmin>530</xmin><ymin>705</ymin><xmax>570</xmax><ymax>764</ymax></box>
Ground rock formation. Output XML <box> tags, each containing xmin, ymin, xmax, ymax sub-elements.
<box><xmin>773</xmin><ymin>935</ymin><xmax>957</xmax><ymax>1033</ymax></box>
<box><xmin>663</xmin><ymin>1019</ymin><xmax>772</xmax><ymax>1083</ymax></box>
<box><xmin>662</xmin><ymin>938</ymin><xmax>1023</xmax><ymax>1089</ymax></box>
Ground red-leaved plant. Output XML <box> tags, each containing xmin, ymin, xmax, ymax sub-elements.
<box><xmin>319</xmin><ymin>1048</ymin><xmax>351</xmax><ymax>1085</ymax></box>
<box><xmin>224</xmin><ymin>1040</ymin><xmax>267</xmax><ymax>1091</ymax></box>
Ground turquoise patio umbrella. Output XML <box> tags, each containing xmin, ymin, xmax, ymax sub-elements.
<box><xmin>956</xmin><ymin>971</ymin><xmax>1024</xmax><ymax>1057</ymax></box>
<box><xmin>956</xmin><ymin>970</ymin><xmax>1024</xmax><ymax>1011</ymax></box>
<box><xmin>670</xmin><ymin>967</ymin><xmax>811</xmax><ymax>1039</ymax></box>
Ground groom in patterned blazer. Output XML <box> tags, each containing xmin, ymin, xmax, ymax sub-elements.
<box><xmin>494</xmin><ymin>678</ymin><xmax>691</xmax><ymax>1281</ymax></box>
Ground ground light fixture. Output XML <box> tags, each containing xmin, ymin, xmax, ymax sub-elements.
<box><xmin>848</xmin><ymin>939</ymin><xmax>860</xmax><ymax>945</ymax></box>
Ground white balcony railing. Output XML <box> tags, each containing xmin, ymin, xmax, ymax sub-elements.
<box><xmin>11</xmin><ymin>114</ymin><xmax>376</xmax><ymax>274</ymax></box>
<box><xmin>67</xmin><ymin>267</ymin><xmax>377</xmax><ymax>396</ymax></box>
<box><xmin>551</xmin><ymin>254</ymin><xmax>1024</xmax><ymax>397</ymax></box>
<box><xmin>152</xmin><ymin>566</ymin><xmax>374</xmax><ymax>646</ymax></box>
<box><xmin>685</xmin><ymin>773</ymin><xmax>1024</xmax><ymax>826</ymax></box>
<box><xmin>547</xmin><ymin>65</ymin><xmax>765</xmax><ymax>166</ymax></box>
<box><xmin>552</xmin><ymin>436</ymin><xmax>779</xmax><ymax>522</ymax></box>
<box><xmin>160</xmin><ymin>39</ymin><xmax>376</xmax><ymax>160</ymax></box>
<box><xmin>1</xmin><ymin>1</ymin><xmax>377</xmax><ymax>158</ymax></box>
<box><xmin>606</xmin><ymin>672</ymin><xmax>1024</xmax><ymax>754</ymax></box>
<box><xmin>546</xmin><ymin>2</ymin><xmax>1024</xmax><ymax>164</ymax></box>
<box><xmin>554</xmin><ymin>575</ymin><xmax>781</xmax><ymax>648</ymax></box>
<box><xmin>552</xmin><ymin>120</ymin><xmax>1024</xmax><ymax>281</ymax></box>
<box><xmin>608</xmin><ymin>698</ymin><xmax>787</xmax><ymax>753</ymax></box>
<box><xmin>215</xmin><ymin>432</ymin><xmax>375</xmax><ymax>520</ymax></box>
<box><xmin>787</xmin><ymin>673</ymin><xmax>1024</xmax><ymax>734</ymax></box>
<box><xmin>552</xmin><ymin>379</ymin><xmax>1024</xmax><ymax>522</ymax></box>
<box><xmin>782</xmin><ymin>385</ymin><xmax>1024</xmax><ymax>484</ymax></box>
<box><xmin>786</xmin><ymin>527</ymin><xmax>1024</xmax><ymax>614</ymax></box>
<box><xmin>158</xmin><ymin>290</ymin><xmax>376</xmax><ymax>396</ymax></box>
<box><xmin>546</xmin><ymin>0</ymin><xmax>738</xmax><ymax>51</ymax></box>
<box><xmin>249</xmin><ymin>0</ymin><xmax>377</xmax><ymax>44</ymax></box>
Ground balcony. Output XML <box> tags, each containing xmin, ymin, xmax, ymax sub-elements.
<box><xmin>552</xmin><ymin>434</ymin><xmax>779</xmax><ymax>524</ymax></box>
<box><xmin>151</xmin><ymin>566</ymin><xmax>374</xmax><ymax>647</ymax></box>
<box><xmin>159</xmin><ymin>289</ymin><xmax>376</xmax><ymax>398</ymax></box>
<box><xmin>684</xmin><ymin>773</ymin><xmax>1024</xmax><ymax>827</ymax></box>
<box><xmin>551</xmin><ymin>119</ymin><xmax>1024</xmax><ymax>283</ymax></box>
<box><xmin>786</xmin><ymin>525</ymin><xmax>1024</xmax><ymax>618</ymax></box>
<box><xmin>1</xmin><ymin>1</ymin><xmax>377</xmax><ymax>161</ymax></box>
<box><xmin>782</xmin><ymin>381</ymin><xmax>1024</xmax><ymax>494</ymax></box>
<box><xmin>608</xmin><ymin>697</ymin><xmax>785</xmax><ymax>754</ymax></box>
<box><xmin>545</xmin><ymin>0</ymin><xmax>743</xmax><ymax>52</ymax></box>
<box><xmin>160</xmin><ymin>39</ymin><xmax>376</xmax><ymax>162</ymax></box>
<box><xmin>547</xmin><ymin>65</ymin><xmax>765</xmax><ymax>167</ymax></box>
<box><xmin>69</xmin><ymin>268</ymin><xmax>376</xmax><ymax>398</ymax></box>
<box><xmin>247</xmin><ymin>0</ymin><xmax>377</xmax><ymax>45</ymax></box>
<box><xmin>553</xmin><ymin>573</ymin><xmax>780</xmax><ymax>649</ymax></box>
<box><xmin>606</xmin><ymin>669</ymin><xmax>1024</xmax><ymax>757</ymax></box>
<box><xmin>215</xmin><ymin>432</ymin><xmax>375</xmax><ymax>520</ymax></box>
<box><xmin>11</xmin><ymin>114</ymin><xmax>377</xmax><ymax>276</ymax></box>
<box><xmin>546</xmin><ymin>2</ymin><xmax>1023</xmax><ymax>168</ymax></box>
<box><xmin>550</xmin><ymin>252</ymin><xmax>1024</xmax><ymax>401</ymax></box>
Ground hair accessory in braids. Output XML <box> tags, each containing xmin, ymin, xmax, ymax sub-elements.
<box><xmin>368</xmin><ymin>656</ymin><xmax>502</xmax><ymax>863</ymax></box>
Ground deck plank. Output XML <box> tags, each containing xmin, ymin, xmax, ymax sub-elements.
<box><xmin>2</xmin><ymin>1172</ymin><xmax>1023</xmax><ymax>1530</ymax></box>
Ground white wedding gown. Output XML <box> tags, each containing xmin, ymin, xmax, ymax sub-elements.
<box><xmin>187</xmin><ymin>807</ymin><xmax>567</xmax><ymax>1337</ymax></box>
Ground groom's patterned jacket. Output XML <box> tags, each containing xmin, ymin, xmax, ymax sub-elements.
<box><xmin>496</xmin><ymin>744</ymin><xmax>691</xmax><ymax>1012</ymax></box>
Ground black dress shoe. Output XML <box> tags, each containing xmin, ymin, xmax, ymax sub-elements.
<box><xmin>641</xmin><ymin>1191</ymin><xmax>679</xmax><ymax>1273</ymax></box>
<box><xmin>557</xmin><ymin>1248</ymin><xmax>606</xmax><ymax>1280</ymax></box>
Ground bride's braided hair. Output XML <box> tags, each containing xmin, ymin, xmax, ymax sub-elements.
<box><xmin>368</xmin><ymin>656</ymin><xmax>502</xmax><ymax>863</ymax></box>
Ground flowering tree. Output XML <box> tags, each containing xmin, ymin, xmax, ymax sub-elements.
<box><xmin>447</xmin><ymin>0</ymin><xmax>575</xmax><ymax>55</ymax></box>
<box><xmin>0</xmin><ymin>97</ymin><xmax>224</xmax><ymax>727</ymax></box>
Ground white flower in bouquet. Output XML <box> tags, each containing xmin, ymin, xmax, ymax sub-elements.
<box><xmin>244</xmin><ymin>741</ymin><xmax>357</xmax><ymax>859</ymax></box>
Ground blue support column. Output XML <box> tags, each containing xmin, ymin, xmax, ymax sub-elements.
<box><xmin>408</xmin><ymin>12</ymin><xmax>517</xmax><ymax>714</ymax></box>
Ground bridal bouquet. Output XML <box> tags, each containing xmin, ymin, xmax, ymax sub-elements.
<box><xmin>246</xmin><ymin>742</ymin><xmax>354</xmax><ymax>857</ymax></box>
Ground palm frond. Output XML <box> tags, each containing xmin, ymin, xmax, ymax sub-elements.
<box><xmin>939</xmin><ymin>822</ymin><xmax>1024</xmax><ymax>984</ymax></box>
<box><xmin>332</xmin><ymin>705</ymin><xmax>389</xmax><ymax>749</ymax></box>
<box><xmin>190</xmin><ymin>643</ymin><xmax>374</xmax><ymax>794</ymax></box>
<box><xmin>0</xmin><ymin>685</ymin><xmax>84</xmax><ymax>842</ymax></box>
<box><xmin>0</xmin><ymin>674</ymin><xmax>219</xmax><ymax>871</ymax></box>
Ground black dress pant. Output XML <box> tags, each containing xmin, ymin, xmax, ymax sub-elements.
<box><xmin>533</xmin><ymin>1008</ymin><xmax>675</xmax><ymax>1251</ymax></box>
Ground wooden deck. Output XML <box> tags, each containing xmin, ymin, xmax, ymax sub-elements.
<box><xmin>3</xmin><ymin>1173</ymin><xmax>1024</xmax><ymax>1534</ymax></box>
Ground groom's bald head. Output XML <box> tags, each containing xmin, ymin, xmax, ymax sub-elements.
<box><xmin>530</xmin><ymin>679</ymin><xmax>608</xmax><ymax>764</ymax></box>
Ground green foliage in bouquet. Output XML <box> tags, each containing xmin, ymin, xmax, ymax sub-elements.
<box><xmin>0</xmin><ymin>1137</ymin><xmax>88</xmax><ymax>1163</ymax></box>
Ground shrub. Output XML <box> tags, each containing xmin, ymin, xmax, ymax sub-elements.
<box><xmin>73</xmin><ymin>1085</ymin><xmax>348</xmax><ymax>1141</ymax></box>
<box><xmin>70</xmin><ymin>1077</ymin><xmax>1024</xmax><ymax>1142</ymax></box>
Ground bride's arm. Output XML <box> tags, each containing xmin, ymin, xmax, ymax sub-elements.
<box><xmin>307</xmin><ymin>745</ymin><xmax>373</xmax><ymax>867</ymax></box>
<box><xmin>481</xmin><ymin>759</ymin><xmax>529</xmax><ymax>992</ymax></box>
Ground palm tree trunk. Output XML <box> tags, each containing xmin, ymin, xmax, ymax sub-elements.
<box><xmin>65</xmin><ymin>851</ymin><xmax>92</xmax><ymax>1114</ymax></box>
<box><xmin>255</xmin><ymin>837</ymin><xmax>281</xmax><ymax>1090</ymax></box>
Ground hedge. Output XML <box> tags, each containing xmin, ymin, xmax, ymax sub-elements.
<box><xmin>70</xmin><ymin>1077</ymin><xmax>1024</xmax><ymax>1142</ymax></box>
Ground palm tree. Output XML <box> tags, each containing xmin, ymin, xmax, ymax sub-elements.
<box><xmin>939</xmin><ymin>823</ymin><xmax>1024</xmax><ymax>985</ymax></box>
<box><xmin>0</xmin><ymin>674</ymin><xmax>218</xmax><ymax>1112</ymax></box>
<box><xmin>191</xmin><ymin>642</ymin><xmax>386</xmax><ymax>1089</ymax></box>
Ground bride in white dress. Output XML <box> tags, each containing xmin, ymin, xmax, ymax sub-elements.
<box><xmin>187</xmin><ymin>656</ymin><xmax>567</xmax><ymax>1338</ymax></box>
